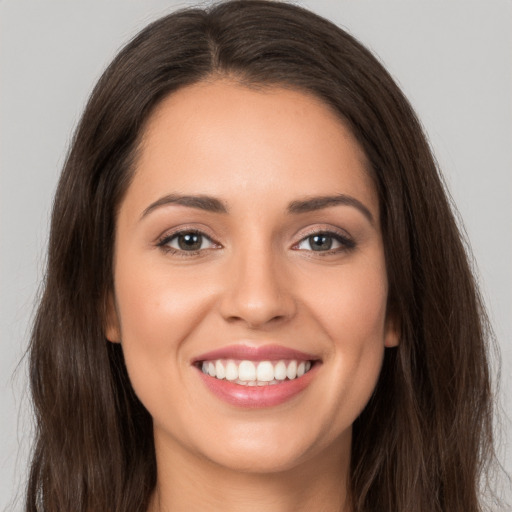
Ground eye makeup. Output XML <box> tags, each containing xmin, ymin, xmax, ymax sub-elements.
<box><xmin>155</xmin><ymin>225</ymin><xmax>356</xmax><ymax>258</ymax></box>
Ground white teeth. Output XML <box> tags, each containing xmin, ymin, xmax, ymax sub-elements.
<box><xmin>225</xmin><ymin>361</ymin><xmax>238</xmax><ymax>381</ymax></box>
<box><xmin>274</xmin><ymin>361</ymin><xmax>287</xmax><ymax>380</ymax></box>
<box><xmin>200</xmin><ymin>358</ymin><xmax>314</xmax><ymax>384</ymax></box>
<box><xmin>215</xmin><ymin>360</ymin><xmax>226</xmax><ymax>379</ymax></box>
<box><xmin>256</xmin><ymin>361</ymin><xmax>274</xmax><ymax>382</ymax></box>
<box><xmin>286</xmin><ymin>360</ymin><xmax>297</xmax><ymax>380</ymax></box>
<box><xmin>238</xmin><ymin>361</ymin><xmax>256</xmax><ymax>381</ymax></box>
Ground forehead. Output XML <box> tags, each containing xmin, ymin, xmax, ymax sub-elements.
<box><xmin>125</xmin><ymin>80</ymin><xmax>377</xmax><ymax>220</ymax></box>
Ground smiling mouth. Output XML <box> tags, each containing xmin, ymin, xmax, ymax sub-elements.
<box><xmin>197</xmin><ymin>359</ymin><xmax>315</xmax><ymax>386</ymax></box>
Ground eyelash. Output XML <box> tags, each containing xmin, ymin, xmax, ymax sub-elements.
<box><xmin>293</xmin><ymin>229</ymin><xmax>356</xmax><ymax>255</ymax></box>
<box><xmin>156</xmin><ymin>229</ymin><xmax>218</xmax><ymax>256</ymax></box>
<box><xmin>156</xmin><ymin>228</ymin><xmax>356</xmax><ymax>256</ymax></box>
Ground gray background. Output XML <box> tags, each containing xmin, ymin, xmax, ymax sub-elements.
<box><xmin>1</xmin><ymin>0</ymin><xmax>510</xmax><ymax>509</ymax></box>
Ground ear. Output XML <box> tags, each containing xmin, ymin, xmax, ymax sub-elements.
<box><xmin>104</xmin><ymin>292</ymin><xmax>121</xmax><ymax>343</ymax></box>
<box><xmin>383</xmin><ymin>310</ymin><xmax>400</xmax><ymax>348</ymax></box>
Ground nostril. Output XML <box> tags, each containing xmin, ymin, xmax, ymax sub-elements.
<box><xmin>218</xmin><ymin>262</ymin><xmax>296</xmax><ymax>327</ymax></box>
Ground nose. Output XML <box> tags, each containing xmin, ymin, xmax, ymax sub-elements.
<box><xmin>218</xmin><ymin>244</ymin><xmax>296</xmax><ymax>329</ymax></box>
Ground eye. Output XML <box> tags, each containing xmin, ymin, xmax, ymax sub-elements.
<box><xmin>157</xmin><ymin>230</ymin><xmax>217</xmax><ymax>253</ymax></box>
<box><xmin>295</xmin><ymin>231</ymin><xmax>355</xmax><ymax>252</ymax></box>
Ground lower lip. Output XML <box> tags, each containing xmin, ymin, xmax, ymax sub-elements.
<box><xmin>196</xmin><ymin>363</ymin><xmax>319</xmax><ymax>408</ymax></box>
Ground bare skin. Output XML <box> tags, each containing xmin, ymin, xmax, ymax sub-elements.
<box><xmin>148</xmin><ymin>431</ymin><xmax>350</xmax><ymax>511</ymax></box>
<box><xmin>106</xmin><ymin>80</ymin><xmax>398</xmax><ymax>512</ymax></box>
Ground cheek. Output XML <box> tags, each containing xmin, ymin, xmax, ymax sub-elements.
<box><xmin>301</xmin><ymin>260</ymin><xmax>389</xmax><ymax>413</ymax></box>
<box><xmin>304</xmin><ymin>255</ymin><xmax>389</xmax><ymax>342</ymax></box>
<box><xmin>111</xmin><ymin>263</ymin><xmax>215</xmax><ymax>431</ymax></box>
<box><xmin>114</xmin><ymin>258</ymin><xmax>213</xmax><ymax>347</ymax></box>
<box><xmin>111</xmin><ymin>258</ymin><xmax>217</xmax><ymax>403</ymax></box>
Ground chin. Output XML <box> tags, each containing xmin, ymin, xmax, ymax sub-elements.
<box><xmin>191</xmin><ymin>422</ymin><xmax>347</xmax><ymax>475</ymax></box>
<box><xmin>204</xmin><ymin>444</ymin><xmax>311</xmax><ymax>475</ymax></box>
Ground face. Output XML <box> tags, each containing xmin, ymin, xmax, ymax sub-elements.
<box><xmin>106</xmin><ymin>80</ymin><xmax>398</xmax><ymax>474</ymax></box>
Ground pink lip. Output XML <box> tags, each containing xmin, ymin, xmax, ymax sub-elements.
<box><xmin>192</xmin><ymin>344</ymin><xmax>318</xmax><ymax>363</ymax></box>
<box><xmin>192</xmin><ymin>343</ymin><xmax>321</xmax><ymax>408</ymax></box>
<box><xmin>196</xmin><ymin>363</ymin><xmax>319</xmax><ymax>408</ymax></box>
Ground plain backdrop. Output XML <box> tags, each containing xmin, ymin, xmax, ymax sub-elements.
<box><xmin>1</xmin><ymin>0</ymin><xmax>510</xmax><ymax>509</ymax></box>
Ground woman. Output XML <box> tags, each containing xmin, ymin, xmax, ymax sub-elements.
<box><xmin>25</xmin><ymin>1</ymin><xmax>499</xmax><ymax>511</ymax></box>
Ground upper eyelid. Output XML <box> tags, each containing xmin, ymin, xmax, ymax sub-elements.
<box><xmin>293</xmin><ymin>224</ymin><xmax>353</xmax><ymax>242</ymax></box>
<box><xmin>155</xmin><ymin>225</ymin><xmax>354</xmax><ymax>249</ymax></box>
<box><xmin>297</xmin><ymin>230</ymin><xmax>350</xmax><ymax>242</ymax></box>
<box><xmin>158</xmin><ymin>226</ymin><xmax>350</xmax><ymax>238</ymax></box>
<box><xmin>156</xmin><ymin>230</ymin><xmax>220</xmax><ymax>256</ymax></box>
<box><xmin>161</xmin><ymin>231</ymin><xmax>215</xmax><ymax>244</ymax></box>
<box><xmin>293</xmin><ymin>231</ymin><xmax>354</xmax><ymax>250</ymax></box>
<box><xmin>156</xmin><ymin>225</ymin><xmax>219</xmax><ymax>245</ymax></box>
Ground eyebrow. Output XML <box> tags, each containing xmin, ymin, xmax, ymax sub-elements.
<box><xmin>140</xmin><ymin>194</ymin><xmax>228</xmax><ymax>219</ymax></box>
<box><xmin>287</xmin><ymin>194</ymin><xmax>374</xmax><ymax>224</ymax></box>
<box><xmin>140</xmin><ymin>193</ymin><xmax>374</xmax><ymax>224</ymax></box>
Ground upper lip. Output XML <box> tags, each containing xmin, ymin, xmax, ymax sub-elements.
<box><xmin>192</xmin><ymin>344</ymin><xmax>319</xmax><ymax>363</ymax></box>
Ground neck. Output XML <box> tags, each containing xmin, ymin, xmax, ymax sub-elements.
<box><xmin>147</xmin><ymin>431</ymin><xmax>352</xmax><ymax>512</ymax></box>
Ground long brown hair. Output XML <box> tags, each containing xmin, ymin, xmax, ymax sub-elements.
<box><xmin>26</xmin><ymin>1</ymin><xmax>498</xmax><ymax>510</ymax></box>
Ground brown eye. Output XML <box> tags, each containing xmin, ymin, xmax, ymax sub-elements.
<box><xmin>158</xmin><ymin>230</ymin><xmax>217</xmax><ymax>253</ymax></box>
<box><xmin>296</xmin><ymin>231</ymin><xmax>355</xmax><ymax>252</ymax></box>
<box><xmin>177</xmin><ymin>232</ymin><xmax>203</xmax><ymax>251</ymax></box>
